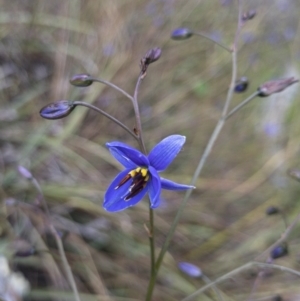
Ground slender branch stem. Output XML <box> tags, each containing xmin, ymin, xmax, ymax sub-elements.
<box><xmin>255</xmin><ymin>212</ymin><xmax>300</xmax><ymax>261</ymax></box>
<box><xmin>146</xmin><ymin>2</ymin><xmax>242</xmax><ymax>299</ymax></box>
<box><xmin>123</xmin><ymin>69</ymin><xmax>156</xmax><ymax>301</ymax></box>
<box><xmin>154</xmin><ymin>116</ymin><xmax>225</xmax><ymax>272</ymax></box>
<box><xmin>49</xmin><ymin>224</ymin><xmax>82</xmax><ymax>301</ymax></box>
<box><xmin>31</xmin><ymin>178</ymin><xmax>50</xmax><ymax>216</ymax></box>
<box><xmin>92</xmin><ymin>69</ymin><xmax>155</xmax><ymax>301</ymax></box>
<box><xmin>246</xmin><ymin>269</ymin><xmax>264</xmax><ymax>301</ymax></box>
<box><xmin>201</xmin><ymin>274</ymin><xmax>224</xmax><ymax>301</ymax></box>
<box><xmin>156</xmin><ymin>19</ymin><xmax>239</xmax><ymax>273</ymax></box>
<box><xmin>245</xmin><ymin>212</ymin><xmax>299</xmax><ymax>300</ymax></box>
<box><xmin>90</xmin><ymin>77</ymin><xmax>134</xmax><ymax>103</ymax></box>
<box><xmin>193</xmin><ymin>32</ymin><xmax>232</xmax><ymax>53</ymax></box>
<box><xmin>225</xmin><ymin>91</ymin><xmax>259</xmax><ymax>120</ymax></box>
<box><xmin>149</xmin><ymin>209</ymin><xmax>155</xmax><ymax>275</ymax></box>
<box><xmin>145</xmin><ymin>208</ymin><xmax>156</xmax><ymax>301</ymax></box>
<box><xmin>130</xmin><ymin>72</ymin><xmax>156</xmax><ymax>301</ymax></box>
<box><xmin>30</xmin><ymin>177</ymin><xmax>81</xmax><ymax>301</ymax></box>
<box><xmin>182</xmin><ymin>262</ymin><xmax>300</xmax><ymax>301</ymax></box>
<box><xmin>132</xmin><ymin>73</ymin><xmax>147</xmax><ymax>153</ymax></box>
<box><xmin>73</xmin><ymin>101</ymin><xmax>138</xmax><ymax>141</ymax></box>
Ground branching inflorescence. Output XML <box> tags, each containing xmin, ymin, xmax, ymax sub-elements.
<box><xmin>38</xmin><ymin>2</ymin><xmax>300</xmax><ymax>300</ymax></box>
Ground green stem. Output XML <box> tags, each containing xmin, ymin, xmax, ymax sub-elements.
<box><xmin>73</xmin><ymin>101</ymin><xmax>138</xmax><ymax>141</ymax></box>
<box><xmin>193</xmin><ymin>32</ymin><xmax>232</xmax><ymax>53</ymax></box>
<box><xmin>90</xmin><ymin>77</ymin><xmax>133</xmax><ymax>102</ymax></box>
<box><xmin>225</xmin><ymin>91</ymin><xmax>259</xmax><ymax>120</ymax></box>
<box><xmin>182</xmin><ymin>262</ymin><xmax>300</xmax><ymax>301</ymax></box>
<box><xmin>145</xmin><ymin>208</ymin><xmax>156</xmax><ymax>301</ymax></box>
<box><xmin>129</xmin><ymin>70</ymin><xmax>156</xmax><ymax>301</ymax></box>
<box><xmin>154</xmin><ymin>116</ymin><xmax>225</xmax><ymax>271</ymax></box>
<box><xmin>145</xmin><ymin>3</ymin><xmax>242</xmax><ymax>299</ymax></box>
<box><xmin>201</xmin><ymin>274</ymin><xmax>224</xmax><ymax>301</ymax></box>
<box><xmin>155</xmin><ymin>36</ymin><xmax>238</xmax><ymax>271</ymax></box>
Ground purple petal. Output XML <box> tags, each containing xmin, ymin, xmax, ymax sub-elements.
<box><xmin>148</xmin><ymin>166</ymin><xmax>161</xmax><ymax>208</ymax></box>
<box><xmin>148</xmin><ymin>135</ymin><xmax>186</xmax><ymax>171</ymax></box>
<box><xmin>106</xmin><ymin>141</ymin><xmax>149</xmax><ymax>168</ymax></box>
<box><xmin>178</xmin><ymin>262</ymin><xmax>202</xmax><ymax>278</ymax></box>
<box><xmin>104</xmin><ymin>169</ymin><xmax>148</xmax><ymax>212</ymax></box>
<box><xmin>161</xmin><ymin>178</ymin><xmax>195</xmax><ymax>191</ymax></box>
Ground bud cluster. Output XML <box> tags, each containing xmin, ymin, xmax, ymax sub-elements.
<box><xmin>140</xmin><ymin>47</ymin><xmax>162</xmax><ymax>76</ymax></box>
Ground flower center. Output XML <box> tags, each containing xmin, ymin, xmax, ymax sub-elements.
<box><xmin>115</xmin><ymin>167</ymin><xmax>149</xmax><ymax>201</ymax></box>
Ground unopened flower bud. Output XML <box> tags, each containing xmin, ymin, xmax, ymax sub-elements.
<box><xmin>257</xmin><ymin>77</ymin><xmax>299</xmax><ymax>97</ymax></box>
<box><xmin>145</xmin><ymin>47</ymin><xmax>162</xmax><ymax>64</ymax></box>
<box><xmin>265</xmin><ymin>206</ymin><xmax>280</xmax><ymax>215</ymax></box>
<box><xmin>270</xmin><ymin>243</ymin><xmax>288</xmax><ymax>260</ymax></box>
<box><xmin>178</xmin><ymin>262</ymin><xmax>202</xmax><ymax>278</ymax></box>
<box><xmin>171</xmin><ymin>28</ymin><xmax>193</xmax><ymax>40</ymax></box>
<box><xmin>40</xmin><ymin>100</ymin><xmax>76</xmax><ymax>120</ymax></box>
<box><xmin>241</xmin><ymin>9</ymin><xmax>256</xmax><ymax>22</ymax></box>
<box><xmin>18</xmin><ymin>166</ymin><xmax>32</xmax><ymax>180</ymax></box>
<box><xmin>234</xmin><ymin>76</ymin><xmax>249</xmax><ymax>93</ymax></box>
<box><xmin>69</xmin><ymin>74</ymin><xmax>93</xmax><ymax>87</ymax></box>
<box><xmin>140</xmin><ymin>47</ymin><xmax>162</xmax><ymax>75</ymax></box>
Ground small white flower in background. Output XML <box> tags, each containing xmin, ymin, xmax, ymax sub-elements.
<box><xmin>0</xmin><ymin>256</ymin><xmax>30</xmax><ymax>301</ymax></box>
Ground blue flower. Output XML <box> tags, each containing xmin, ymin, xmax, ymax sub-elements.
<box><xmin>171</xmin><ymin>28</ymin><xmax>193</xmax><ymax>40</ymax></box>
<box><xmin>104</xmin><ymin>135</ymin><xmax>194</xmax><ymax>212</ymax></box>
<box><xmin>178</xmin><ymin>262</ymin><xmax>202</xmax><ymax>278</ymax></box>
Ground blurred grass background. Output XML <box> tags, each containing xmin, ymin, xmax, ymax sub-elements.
<box><xmin>1</xmin><ymin>0</ymin><xmax>300</xmax><ymax>300</ymax></box>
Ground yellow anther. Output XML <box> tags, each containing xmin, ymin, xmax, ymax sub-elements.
<box><xmin>145</xmin><ymin>174</ymin><xmax>149</xmax><ymax>182</ymax></box>
<box><xmin>129</xmin><ymin>170</ymin><xmax>136</xmax><ymax>177</ymax></box>
<box><xmin>136</xmin><ymin>167</ymin><xmax>141</xmax><ymax>173</ymax></box>
<box><xmin>141</xmin><ymin>168</ymin><xmax>148</xmax><ymax>177</ymax></box>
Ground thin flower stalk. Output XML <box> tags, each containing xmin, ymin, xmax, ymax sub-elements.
<box><xmin>193</xmin><ymin>31</ymin><xmax>232</xmax><ymax>53</ymax></box>
<box><xmin>26</xmin><ymin>173</ymin><xmax>81</xmax><ymax>301</ymax></box>
<box><xmin>225</xmin><ymin>91</ymin><xmax>260</xmax><ymax>120</ymax></box>
<box><xmin>146</xmin><ymin>2</ymin><xmax>243</xmax><ymax>299</ymax></box>
<box><xmin>73</xmin><ymin>101</ymin><xmax>137</xmax><ymax>140</ymax></box>
<box><xmin>90</xmin><ymin>77</ymin><xmax>134</xmax><ymax>103</ymax></box>
<box><xmin>133</xmin><ymin>72</ymin><xmax>147</xmax><ymax>153</ymax></box>
<box><xmin>182</xmin><ymin>262</ymin><xmax>300</xmax><ymax>301</ymax></box>
<box><xmin>131</xmin><ymin>64</ymin><xmax>157</xmax><ymax>298</ymax></box>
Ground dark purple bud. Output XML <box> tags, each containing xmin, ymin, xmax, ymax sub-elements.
<box><xmin>69</xmin><ymin>74</ymin><xmax>93</xmax><ymax>87</ymax></box>
<box><xmin>234</xmin><ymin>76</ymin><xmax>249</xmax><ymax>93</ymax></box>
<box><xmin>241</xmin><ymin>9</ymin><xmax>257</xmax><ymax>22</ymax></box>
<box><xmin>265</xmin><ymin>206</ymin><xmax>280</xmax><ymax>215</ymax></box>
<box><xmin>257</xmin><ymin>77</ymin><xmax>299</xmax><ymax>97</ymax></box>
<box><xmin>141</xmin><ymin>47</ymin><xmax>162</xmax><ymax>66</ymax></box>
<box><xmin>178</xmin><ymin>262</ymin><xmax>202</xmax><ymax>278</ymax></box>
<box><xmin>140</xmin><ymin>47</ymin><xmax>162</xmax><ymax>75</ymax></box>
<box><xmin>171</xmin><ymin>28</ymin><xmax>193</xmax><ymax>40</ymax></box>
<box><xmin>287</xmin><ymin>168</ymin><xmax>300</xmax><ymax>182</ymax></box>
<box><xmin>272</xmin><ymin>295</ymin><xmax>283</xmax><ymax>301</ymax></box>
<box><xmin>40</xmin><ymin>100</ymin><xmax>76</xmax><ymax>120</ymax></box>
<box><xmin>270</xmin><ymin>243</ymin><xmax>288</xmax><ymax>260</ymax></box>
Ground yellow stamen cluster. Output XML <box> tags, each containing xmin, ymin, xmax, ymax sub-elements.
<box><xmin>115</xmin><ymin>167</ymin><xmax>150</xmax><ymax>200</ymax></box>
<box><xmin>129</xmin><ymin>167</ymin><xmax>148</xmax><ymax>179</ymax></box>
